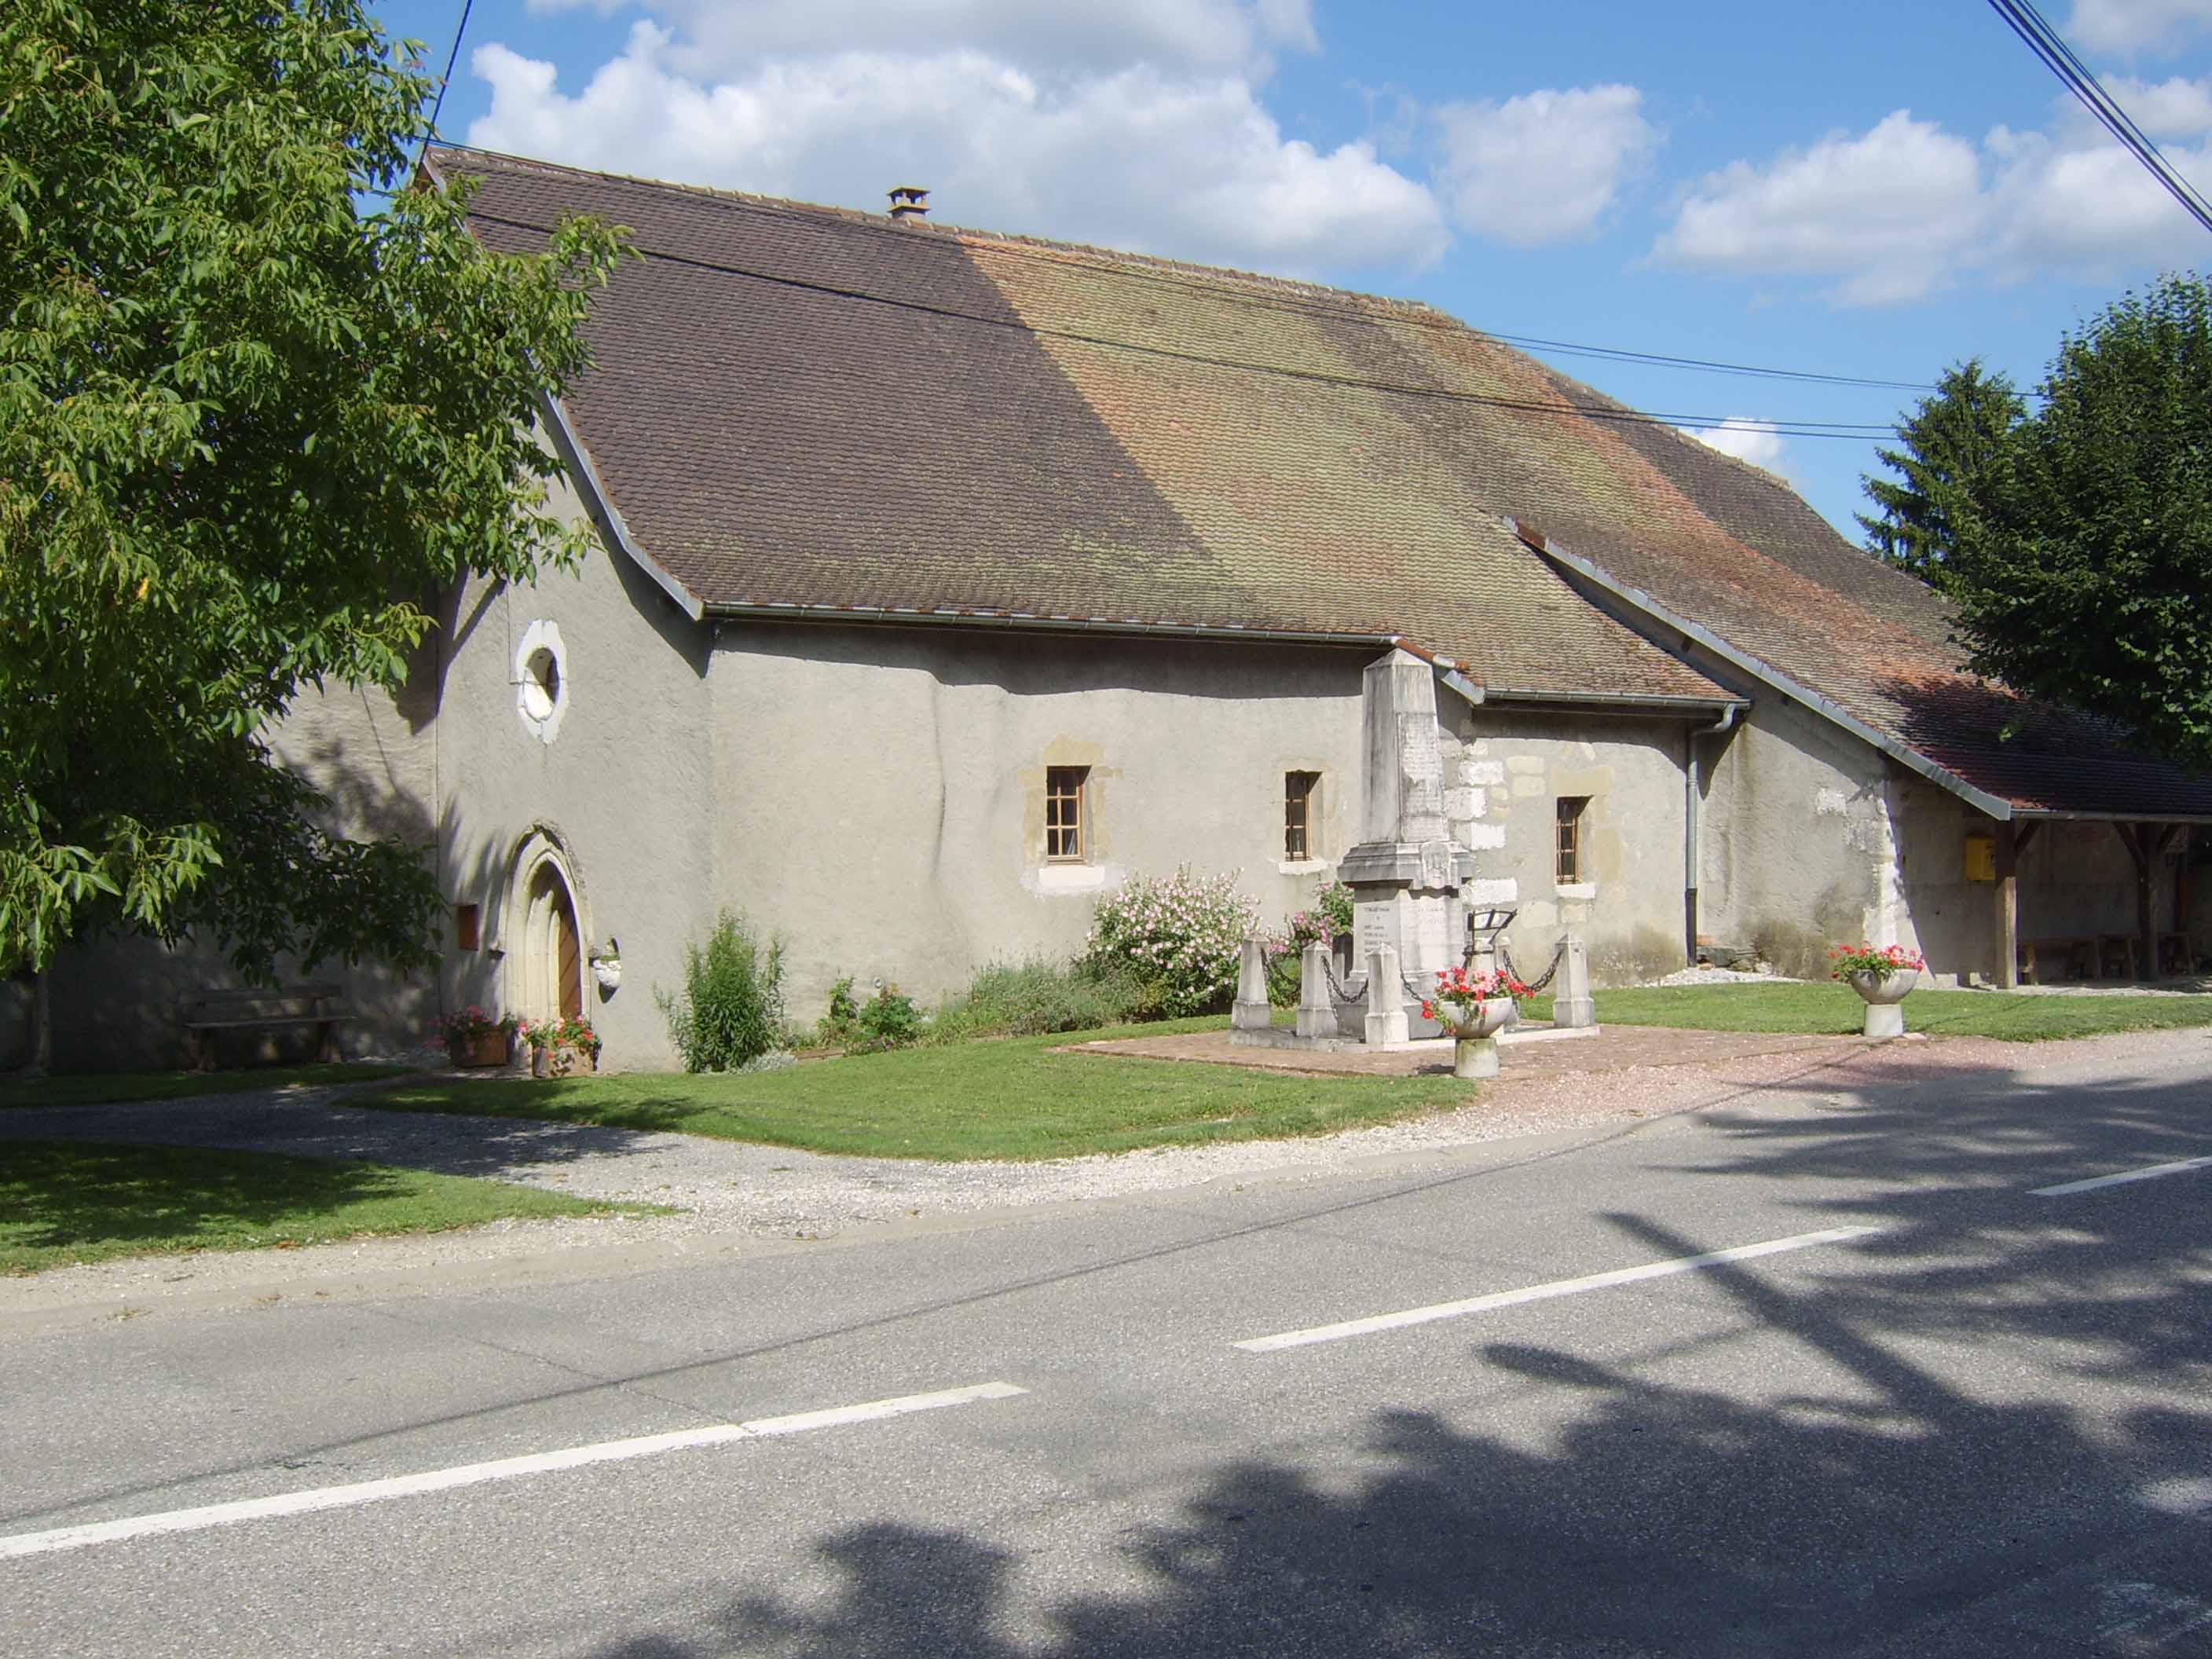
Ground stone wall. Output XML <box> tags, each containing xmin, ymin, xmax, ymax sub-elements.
<box><xmin>1435</xmin><ymin>707</ymin><xmax>1690</xmax><ymax>987</ymax></box>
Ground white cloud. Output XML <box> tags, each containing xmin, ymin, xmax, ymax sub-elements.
<box><xmin>1652</xmin><ymin>97</ymin><xmax>2212</xmax><ymax>305</ymax></box>
<box><xmin>468</xmin><ymin>27</ymin><xmax>1447</xmax><ymax>276</ymax></box>
<box><xmin>1431</xmin><ymin>85</ymin><xmax>1657</xmax><ymax>248</ymax></box>
<box><xmin>1683</xmin><ymin>418</ymin><xmax>1789</xmax><ymax>475</ymax></box>
<box><xmin>516</xmin><ymin>0</ymin><xmax>1317</xmax><ymax>79</ymax></box>
<box><xmin>2067</xmin><ymin>0</ymin><xmax>2212</xmax><ymax>56</ymax></box>
<box><xmin>2103</xmin><ymin>72</ymin><xmax>2212</xmax><ymax>135</ymax></box>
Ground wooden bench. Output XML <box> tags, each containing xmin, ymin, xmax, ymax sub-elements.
<box><xmin>178</xmin><ymin>984</ymin><xmax>352</xmax><ymax>1071</ymax></box>
<box><xmin>2021</xmin><ymin>933</ymin><xmax>2192</xmax><ymax>983</ymax></box>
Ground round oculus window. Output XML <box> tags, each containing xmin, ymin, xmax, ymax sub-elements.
<box><xmin>513</xmin><ymin>621</ymin><xmax>569</xmax><ymax>743</ymax></box>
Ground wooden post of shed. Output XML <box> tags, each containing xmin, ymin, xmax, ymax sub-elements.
<box><xmin>1994</xmin><ymin>819</ymin><xmax>2020</xmax><ymax>990</ymax></box>
<box><xmin>2115</xmin><ymin>822</ymin><xmax>2167</xmax><ymax>981</ymax></box>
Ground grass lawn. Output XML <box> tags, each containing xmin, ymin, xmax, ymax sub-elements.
<box><xmin>0</xmin><ymin>1140</ymin><xmax>646</xmax><ymax>1275</ymax></box>
<box><xmin>368</xmin><ymin>1015</ymin><xmax>1472</xmax><ymax>1162</ymax></box>
<box><xmin>1528</xmin><ymin>983</ymin><xmax>2212</xmax><ymax>1041</ymax></box>
<box><xmin>0</xmin><ymin>1063</ymin><xmax>409</xmax><ymax>1111</ymax></box>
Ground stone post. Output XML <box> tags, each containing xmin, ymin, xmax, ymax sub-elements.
<box><xmin>1231</xmin><ymin>937</ymin><xmax>1274</xmax><ymax>1032</ymax></box>
<box><xmin>1550</xmin><ymin>935</ymin><xmax>1595</xmax><ymax>1028</ymax></box>
<box><xmin>1296</xmin><ymin>941</ymin><xmax>1336</xmax><ymax>1039</ymax></box>
<box><xmin>1363</xmin><ymin>943</ymin><xmax>1408</xmax><ymax>1046</ymax></box>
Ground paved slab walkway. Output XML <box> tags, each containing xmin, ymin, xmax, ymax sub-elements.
<box><xmin>1064</xmin><ymin>1023</ymin><xmax>1865</xmax><ymax>1077</ymax></box>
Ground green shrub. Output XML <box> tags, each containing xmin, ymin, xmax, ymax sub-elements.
<box><xmin>655</xmin><ymin>910</ymin><xmax>785</xmax><ymax>1072</ymax></box>
<box><xmin>1087</xmin><ymin>866</ymin><xmax>1258</xmax><ymax>1018</ymax></box>
<box><xmin>855</xmin><ymin>985</ymin><xmax>922</xmax><ymax>1049</ymax></box>
<box><xmin>815</xmin><ymin>976</ymin><xmax>861</xmax><ymax>1047</ymax></box>
<box><xmin>815</xmin><ymin>977</ymin><xmax>925</xmax><ymax>1052</ymax></box>
<box><xmin>929</xmin><ymin>956</ymin><xmax>1143</xmax><ymax>1042</ymax></box>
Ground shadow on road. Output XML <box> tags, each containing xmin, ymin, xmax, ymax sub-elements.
<box><xmin>573</xmin><ymin>1060</ymin><xmax>2212</xmax><ymax>1657</ymax></box>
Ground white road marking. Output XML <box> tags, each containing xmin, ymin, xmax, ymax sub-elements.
<box><xmin>0</xmin><ymin>1380</ymin><xmax>1026</xmax><ymax>1562</ymax></box>
<box><xmin>1233</xmin><ymin>1225</ymin><xmax>1884</xmax><ymax>1353</ymax></box>
<box><xmin>2031</xmin><ymin>1154</ymin><xmax>2212</xmax><ymax>1197</ymax></box>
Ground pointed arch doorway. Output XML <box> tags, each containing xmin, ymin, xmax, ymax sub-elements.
<box><xmin>511</xmin><ymin>837</ymin><xmax>588</xmax><ymax>1026</ymax></box>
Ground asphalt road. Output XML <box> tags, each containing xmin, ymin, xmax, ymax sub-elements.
<box><xmin>5</xmin><ymin>1035</ymin><xmax>2211</xmax><ymax>1657</ymax></box>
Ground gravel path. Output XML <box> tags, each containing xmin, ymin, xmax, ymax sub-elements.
<box><xmin>5</xmin><ymin>1024</ymin><xmax>2205</xmax><ymax>1317</ymax></box>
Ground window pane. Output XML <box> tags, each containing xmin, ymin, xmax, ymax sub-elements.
<box><xmin>1046</xmin><ymin>767</ymin><xmax>1087</xmax><ymax>861</ymax></box>
<box><xmin>1284</xmin><ymin>771</ymin><xmax>1317</xmax><ymax>859</ymax></box>
<box><xmin>1555</xmin><ymin>796</ymin><xmax>1587</xmax><ymax>884</ymax></box>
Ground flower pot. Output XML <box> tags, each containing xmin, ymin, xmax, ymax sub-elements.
<box><xmin>448</xmin><ymin>1030</ymin><xmax>511</xmax><ymax>1068</ymax></box>
<box><xmin>1846</xmin><ymin>969</ymin><xmax>1917</xmax><ymax>1038</ymax></box>
<box><xmin>548</xmin><ymin>1042</ymin><xmax>598</xmax><ymax>1078</ymax></box>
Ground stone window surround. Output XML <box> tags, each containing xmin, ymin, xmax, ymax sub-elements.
<box><xmin>513</xmin><ymin>619</ymin><xmax>570</xmax><ymax>745</ymax></box>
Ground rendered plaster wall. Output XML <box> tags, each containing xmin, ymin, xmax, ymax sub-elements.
<box><xmin>1695</xmin><ymin>693</ymin><xmax>1895</xmax><ymax>980</ymax></box>
<box><xmin>40</xmin><ymin>642</ymin><xmax>445</xmax><ymax>1073</ymax></box>
<box><xmin>427</xmin><ymin>478</ymin><xmax>715</xmax><ymax>1071</ymax></box>
<box><xmin>1434</xmin><ymin>708</ymin><xmax>1690</xmax><ymax>987</ymax></box>
<box><xmin>707</xmin><ymin>624</ymin><xmax>1369</xmax><ymax>1019</ymax></box>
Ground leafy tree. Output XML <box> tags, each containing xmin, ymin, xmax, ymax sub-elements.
<box><xmin>1856</xmin><ymin>359</ymin><xmax>2024</xmax><ymax>591</ymax></box>
<box><xmin>0</xmin><ymin>1</ymin><xmax>624</xmax><ymax>1030</ymax></box>
<box><xmin>1944</xmin><ymin>276</ymin><xmax>2212</xmax><ymax>770</ymax></box>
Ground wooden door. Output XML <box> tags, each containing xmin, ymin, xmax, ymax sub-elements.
<box><xmin>556</xmin><ymin>894</ymin><xmax>582</xmax><ymax>1020</ymax></box>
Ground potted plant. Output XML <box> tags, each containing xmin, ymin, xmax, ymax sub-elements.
<box><xmin>1829</xmin><ymin>943</ymin><xmax>1927</xmax><ymax>1038</ymax></box>
<box><xmin>1422</xmin><ymin>964</ymin><xmax>1533</xmax><ymax>1079</ymax></box>
<box><xmin>522</xmin><ymin>1014</ymin><xmax>602</xmax><ymax>1077</ymax></box>
<box><xmin>434</xmin><ymin>1006</ymin><xmax>521</xmax><ymax>1068</ymax></box>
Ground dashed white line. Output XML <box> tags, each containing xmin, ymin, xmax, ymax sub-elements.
<box><xmin>1233</xmin><ymin>1225</ymin><xmax>1884</xmax><ymax>1353</ymax></box>
<box><xmin>0</xmin><ymin>1380</ymin><xmax>1027</xmax><ymax>1562</ymax></box>
<box><xmin>2031</xmin><ymin>1153</ymin><xmax>2212</xmax><ymax>1197</ymax></box>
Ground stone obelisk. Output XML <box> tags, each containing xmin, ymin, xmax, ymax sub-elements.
<box><xmin>1335</xmin><ymin>650</ymin><xmax>1474</xmax><ymax>1037</ymax></box>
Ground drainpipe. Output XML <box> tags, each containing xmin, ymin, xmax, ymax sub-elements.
<box><xmin>1685</xmin><ymin>703</ymin><xmax>1741</xmax><ymax>964</ymax></box>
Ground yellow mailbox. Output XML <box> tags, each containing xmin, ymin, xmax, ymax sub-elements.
<box><xmin>1964</xmin><ymin>831</ymin><xmax>1996</xmax><ymax>882</ymax></box>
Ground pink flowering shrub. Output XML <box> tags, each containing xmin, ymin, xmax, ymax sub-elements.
<box><xmin>1088</xmin><ymin>867</ymin><xmax>1260</xmax><ymax>1017</ymax></box>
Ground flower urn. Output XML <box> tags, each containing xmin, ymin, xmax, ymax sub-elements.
<box><xmin>1846</xmin><ymin>969</ymin><xmax>1918</xmax><ymax>1038</ymax></box>
<box><xmin>1448</xmin><ymin>998</ymin><xmax>1514</xmax><ymax>1079</ymax></box>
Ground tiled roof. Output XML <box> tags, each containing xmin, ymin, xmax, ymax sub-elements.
<box><xmin>439</xmin><ymin>147</ymin><xmax>2212</xmax><ymax>815</ymax></box>
<box><xmin>438</xmin><ymin>147</ymin><xmax>1725</xmax><ymax>705</ymax></box>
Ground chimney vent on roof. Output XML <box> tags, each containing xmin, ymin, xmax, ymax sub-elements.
<box><xmin>888</xmin><ymin>185</ymin><xmax>929</xmax><ymax>222</ymax></box>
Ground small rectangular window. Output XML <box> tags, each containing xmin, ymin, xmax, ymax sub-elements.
<box><xmin>1556</xmin><ymin>797</ymin><xmax>1588</xmax><ymax>885</ymax></box>
<box><xmin>1284</xmin><ymin>771</ymin><xmax>1320</xmax><ymax>859</ymax></box>
<box><xmin>1046</xmin><ymin>767</ymin><xmax>1088</xmax><ymax>862</ymax></box>
<box><xmin>455</xmin><ymin>903</ymin><xmax>482</xmax><ymax>951</ymax></box>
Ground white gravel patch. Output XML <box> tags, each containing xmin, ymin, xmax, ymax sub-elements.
<box><xmin>1644</xmin><ymin>967</ymin><xmax>1806</xmax><ymax>987</ymax></box>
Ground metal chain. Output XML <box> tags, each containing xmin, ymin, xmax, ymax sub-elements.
<box><xmin>1496</xmin><ymin>936</ymin><xmax>1568</xmax><ymax>994</ymax></box>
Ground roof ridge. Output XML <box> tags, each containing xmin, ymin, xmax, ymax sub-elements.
<box><xmin>429</xmin><ymin>143</ymin><xmax>1451</xmax><ymax>323</ymax></box>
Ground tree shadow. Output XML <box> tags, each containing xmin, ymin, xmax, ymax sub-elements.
<box><xmin>568</xmin><ymin>1053</ymin><xmax>2212</xmax><ymax>1656</ymax></box>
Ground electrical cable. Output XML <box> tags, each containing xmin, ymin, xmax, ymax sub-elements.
<box><xmin>1985</xmin><ymin>0</ymin><xmax>2212</xmax><ymax>236</ymax></box>
<box><xmin>465</xmin><ymin>204</ymin><xmax>1899</xmax><ymax>440</ymax></box>
<box><xmin>420</xmin><ymin>0</ymin><xmax>478</xmax><ymax>168</ymax></box>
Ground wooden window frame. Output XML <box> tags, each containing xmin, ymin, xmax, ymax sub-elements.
<box><xmin>1046</xmin><ymin>766</ymin><xmax>1089</xmax><ymax>862</ymax></box>
<box><xmin>1284</xmin><ymin>771</ymin><xmax>1320</xmax><ymax>860</ymax></box>
<box><xmin>1555</xmin><ymin>796</ymin><xmax>1588</xmax><ymax>886</ymax></box>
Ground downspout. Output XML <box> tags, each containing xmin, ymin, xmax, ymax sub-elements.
<box><xmin>1686</xmin><ymin>703</ymin><xmax>1740</xmax><ymax>964</ymax></box>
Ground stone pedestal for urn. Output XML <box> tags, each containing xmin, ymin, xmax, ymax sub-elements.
<box><xmin>1337</xmin><ymin>650</ymin><xmax>1475</xmax><ymax>1039</ymax></box>
<box><xmin>1448</xmin><ymin>998</ymin><xmax>1514</xmax><ymax>1079</ymax></box>
<box><xmin>1848</xmin><ymin>969</ymin><xmax>1917</xmax><ymax>1038</ymax></box>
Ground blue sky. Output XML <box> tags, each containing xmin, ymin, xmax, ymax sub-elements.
<box><xmin>370</xmin><ymin>0</ymin><xmax>2212</xmax><ymax>540</ymax></box>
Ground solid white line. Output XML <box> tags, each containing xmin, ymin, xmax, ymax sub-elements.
<box><xmin>0</xmin><ymin>1381</ymin><xmax>1026</xmax><ymax>1562</ymax></box>
<box><xmin>2031</xmin><ymin>1154</ymin><xmax>2212</xmax><ymax>1197</ymax></box>
<box><xmin>1233</xmin><ymin>1225</ymin><xmax>1885</xmax><ymax>1353</ymax></box>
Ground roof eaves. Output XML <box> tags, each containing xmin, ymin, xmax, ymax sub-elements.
<box><xmin>1509</xmin><ymin>518</ymin><xmax>2019</xmax><ymax>822</ymax></box>
<box><xmin>1483</xmin><ymin>687</ymin><xmax>1752</xmax><ymax>716</ymax></box>
<box><xmin>537</xmin><ymin>390</ymin><xmax>705</xmax><ymax>624</ymax></box>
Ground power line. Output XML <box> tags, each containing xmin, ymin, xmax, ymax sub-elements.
<box><xmin>430</xmin><ymin>145</ymin><xmax>1936</xmax><ymax>398</ymax></box>
<box><xmin>467</xmin><ymin>206</ymin><xmax>1899</xmax><ymax>440</ymax></box>
<box><xmin>420</xmin><ymin>0</ymin><xmax>478</xmax><ymax>168</ymax></box>
<box><xmin>1986</xmin><ymin>0</ymin><xmax>2212</xmax><ymax>236</ymax></box>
